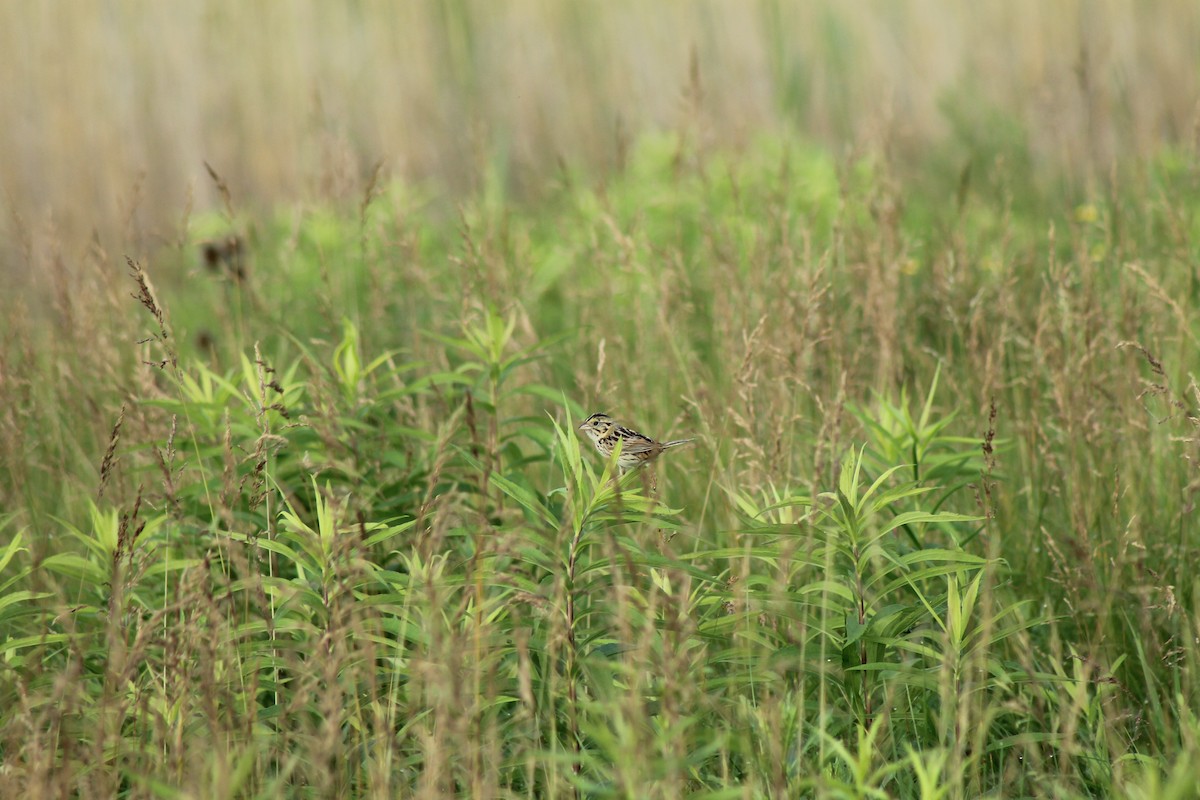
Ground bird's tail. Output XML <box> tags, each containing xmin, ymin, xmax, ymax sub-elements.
<box><xmin>661</xmin><ymin>438</ymin><xmax>696</xmax><ymax>449</ymax></box>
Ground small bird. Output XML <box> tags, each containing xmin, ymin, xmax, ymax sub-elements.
<box><xmin>577</xmin><ymin>413</ymin><xmax>695</xmax><ymax>474</ymax></box>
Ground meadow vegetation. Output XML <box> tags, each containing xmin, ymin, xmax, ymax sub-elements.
<box><xmin>5</xmin><ymin>3</ymin><xmax>1200</xmax><ymax>797</ymax></box>
<box><xmin>2</xmin><ymin>129</ymin><xmax>1200</xmax><ymax>797</ymax></box>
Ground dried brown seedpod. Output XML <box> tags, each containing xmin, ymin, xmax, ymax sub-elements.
<box><xmin>199</xmin><ymin>235</ymin><xmax>245</xmax><ymax>281</ymax></box>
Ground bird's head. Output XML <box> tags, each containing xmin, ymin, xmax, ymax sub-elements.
<box><xmin>578</xmin><ymin>412</ymin><xmax>615</xmax><ymax>442</ymax></box>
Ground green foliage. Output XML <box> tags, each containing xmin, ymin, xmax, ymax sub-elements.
<box><xmin>2</xmin><ymin>131</ymin><xmax>1200</xmax><ymax>797</ymax></box>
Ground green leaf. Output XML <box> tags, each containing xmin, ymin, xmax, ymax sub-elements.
<box><xmin>0</xmin><ymin>527</ymin><xmax>28</xmax><ymax>576</ymax></box>
<box><xmin>845</xmin><ymin>612</ymin><xmax>868</xmax><ymax>645</ymax></box>
<box><xmin>0</xmin><ymin>589</ymin><xmax>52</xmax><ymax>617</ymax></box>
<box><xmin>489</xmin><ymin>471</ymin><xmax>559</xmax><ymax>529</ymax></box>
<box><xmin>41</xmin><ymin>552</ymin><xmax>109</xmax><ymax>585</ymax></box>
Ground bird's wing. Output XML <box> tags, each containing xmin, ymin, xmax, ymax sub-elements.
<box><xmin>614</xmin><ymin>428</ymin><xmax>660</xmax><ymax>454</ymax></box>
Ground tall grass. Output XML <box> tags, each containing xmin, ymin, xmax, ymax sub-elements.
<box><xmin>4</xmin><ymin>1</ymin><xmax>1200</xmax><ymax>281</ymax></box>
<box><xmin>2</xmin><ymin>128</ymin><xmax>1200</xmax><ymax>795</ymax></box>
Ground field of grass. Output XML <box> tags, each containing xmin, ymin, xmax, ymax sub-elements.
<box><xmin>5</xmin><ymin>1</ymin><xmax>1200</xmax><ymax>257</ymax></box>
<box><xmin>6</xmin><ymin>3</ymin><xmax>1200</xmax><ymax>797</ymax></box>
<box><xmin>3</xmin><ymin>127</ymin><xmax>1200</xmax><ymax>797</ymax></box>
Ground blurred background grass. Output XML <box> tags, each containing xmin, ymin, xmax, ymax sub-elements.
<box><xmin>4</xmin><ymin>0</ymin><xmax>1200</xmax><ymax>285</ymax></box>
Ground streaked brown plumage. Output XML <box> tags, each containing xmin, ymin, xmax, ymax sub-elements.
<box><xmin>577</xmin><ymin>413</ymin><xmax>694</xmax><ymax>473</ymax></box>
